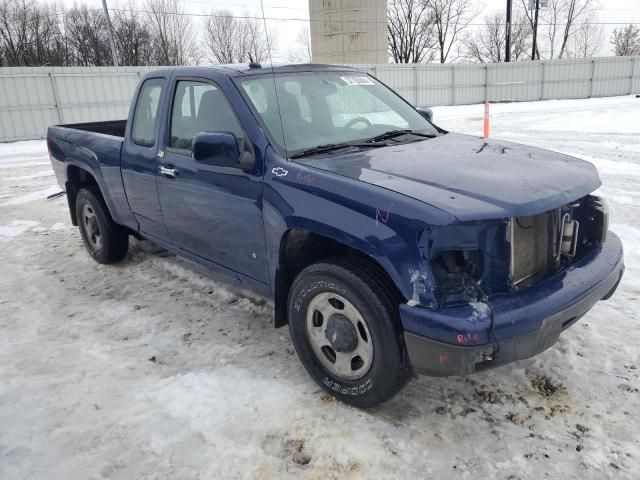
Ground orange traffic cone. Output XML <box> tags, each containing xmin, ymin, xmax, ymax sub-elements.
<box><xmin>483</xmin><ymin>101</ymin><xmax>490</xmax><ymax>139</ymax></box>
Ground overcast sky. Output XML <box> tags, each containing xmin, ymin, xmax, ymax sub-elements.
<box><xmin>64</xmin><ymin>0</ymin><xmax>640</xmax><ymax>61</ymax></box>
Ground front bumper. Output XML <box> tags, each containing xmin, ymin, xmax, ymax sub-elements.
<box><xmin>401</xmin><ymin>231</ymin><xmax>624</xmax><ymax>376</ymax></box>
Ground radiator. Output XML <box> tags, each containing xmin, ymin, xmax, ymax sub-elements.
<box><xmin>510</xmin><ymin>212</ymin><xmax>558</xmax><ymax>286</ymax></box>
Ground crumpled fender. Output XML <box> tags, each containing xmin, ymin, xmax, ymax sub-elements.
<box><xmin>262</xmin><ymin>151</ymin><xmax>457</xmax><ymax>302</ymax></box>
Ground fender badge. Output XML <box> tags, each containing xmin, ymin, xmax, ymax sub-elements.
<box><xmin>272</xmin><ymin>167</ymin><xmax>288</xmax><ymax>177</ymax></box>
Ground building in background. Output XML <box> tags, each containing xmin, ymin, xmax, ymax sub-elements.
<box><xmin>309</xmin><ymin>0</ymin><xmax>387</xmax><ymax>64</ymax></box>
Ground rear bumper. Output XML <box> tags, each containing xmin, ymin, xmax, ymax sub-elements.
<box><xmin>401</xmin><ymin>231</ymin><xmax>624</xmax><ymax>376</ymax></box>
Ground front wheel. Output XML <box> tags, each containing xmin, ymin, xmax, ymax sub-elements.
<box><xmin>288</xmin><ymin>257</ymin><xmax>412</xmax><ymax>408</ymax></box>
<box><xmin>75</xmin><ymin>186</ymin><xmax>129</xmax><ymax>264</ymax></box>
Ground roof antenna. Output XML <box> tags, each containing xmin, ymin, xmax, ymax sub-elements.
<box><xmin>248</xmin><ymin>52</ymin><xmax>261</xmax><ymax>69</ymax></box>
<box><xmin>259</xmin><ymin>0</ymin><xmax>288</xmax><ymax>154</ymax></box>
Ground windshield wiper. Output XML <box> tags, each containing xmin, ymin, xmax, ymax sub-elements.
<box><xmin>289</xmin><ymin>141</ymin><xmax>386</xmax><ymax>159</ymax></box>
<box><xmin>364</xmin><ymin>129</ymin><xmax>437</xmax><ymax>143</ymax></box>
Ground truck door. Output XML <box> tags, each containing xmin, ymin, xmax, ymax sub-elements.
<box><xmin>121</xmin><ymin>76</ymin><xmax>170</xmax><ymax>240</ymax></box>
<box><xmin>157</xmin><ymin>78</ymin><xmax>269</xmax><ymax>284</ymax></box>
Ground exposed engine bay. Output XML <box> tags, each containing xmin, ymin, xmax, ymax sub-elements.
<box><xmin>428</xmin><ymin>195</ymin><xmax>609</xmax><ymax>307</ymax></box>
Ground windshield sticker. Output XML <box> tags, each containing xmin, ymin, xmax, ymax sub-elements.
<box><xmin>340</xmin><ymin>76</ymin><xmax>375</xmax><ymax>86</ymax></box>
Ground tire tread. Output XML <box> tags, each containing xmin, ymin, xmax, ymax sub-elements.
<box><xmin>288</xmin><ymin>254</ymin><xmax>413</xmax><ymax>407</ymax></box>
<box><xmin>76</xmin><ymin>186</ymin><xmax>128</xmax><ymax>264</ymax></box>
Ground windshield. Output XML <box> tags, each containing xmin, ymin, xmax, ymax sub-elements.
<box><xmin>238</xmin><ymin>71</ymin><xmax>438</xmax><ymax>156</ymax></box>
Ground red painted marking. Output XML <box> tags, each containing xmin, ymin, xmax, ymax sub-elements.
<box><xmin>297</xmin><ymin>173</ymin><xmax>313</xmax><ymax>184</ymax></box>
<box><xmin>375</xmin><ymin>203</ymin><xmax>394</xmax><ymax>226</ymax></box>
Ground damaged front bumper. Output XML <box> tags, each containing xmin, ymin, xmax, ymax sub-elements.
<box><xmin>400</xmin><ymin>231</ymin><xmax>624</xmax><ymax>377</ymax></box>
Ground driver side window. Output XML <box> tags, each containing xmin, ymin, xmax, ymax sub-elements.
<box><xmin>170</xmin><ymin>80</ymin><xmax>244</xmax><ymax>151</ymax></box>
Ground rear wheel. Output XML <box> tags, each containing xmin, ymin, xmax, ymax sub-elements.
<box><xmin>75</xmin><ymin>187</ymin><xmax>128</xmax><ymax>264</ymax></box>
<box><xmin>288</xmin><ymin>257</ymin><xmax>412</xmax><ymax>408</ymax></box>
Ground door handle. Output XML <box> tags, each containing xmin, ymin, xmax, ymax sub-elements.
<box><xmin>159</xmin><ymin>165</ymin><xmax>177</xmax><ymax>178</ymax></box>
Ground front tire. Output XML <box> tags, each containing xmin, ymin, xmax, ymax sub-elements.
<box><xmin>75</xmin><ymin>186</ymin><xmax>128</xmax><ymax>264</ymax></box>
<box><xmin>288</xmin><ymin>257</ymin><xmax>412</xmax><ymax>408</ymax></box>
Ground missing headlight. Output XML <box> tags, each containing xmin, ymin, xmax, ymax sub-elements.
<box><xmin>586</xmin><ymin>195</ymin><xmax>608</xmax><ymax>245</ymax></box>
<box><xmin>431</xmin><ymin>250</ymin><xmax>483</xmax><ymax>305</ymax></box>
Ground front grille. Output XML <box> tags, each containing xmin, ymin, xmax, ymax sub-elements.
<box><xmin>510</xmin><ymin>212</ymin><xmax>557</xmax><ymax>286</ymax></box>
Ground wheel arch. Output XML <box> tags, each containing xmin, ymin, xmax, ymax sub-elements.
<box><xmin>65</xmin><ymin>163</ymin><xmax>112</xmax><ymax>226</ymax></box>
<box><xmin>273</xmin><ymin>226</ymin><xmax>409</xmax><ymax>328</ymax></box>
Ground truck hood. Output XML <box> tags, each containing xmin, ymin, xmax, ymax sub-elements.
<box><xmin>298</xmin><ymin>133</ymin><xmax>600</xmax><ymax>221</ymax></box>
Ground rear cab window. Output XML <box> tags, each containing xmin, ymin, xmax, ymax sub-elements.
<box><xmin>131</xmin><ymin>78</ymin><xmax>165</xmax><ymax>147</ymax></box>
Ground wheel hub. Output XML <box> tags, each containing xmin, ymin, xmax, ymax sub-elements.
<box><xmin>305</xmin><ymin>292</ymin><xmax>373</xmax><ymax>381</ymax></box>
<box><xmin>325</xmin><ymin>314</ymin><xmax>358</xmax><ymax>353</ymax></box>
<box><xmin>82</xmin><ymin>203</ymin><xmax>102</xmax><ymax>250</ymax></box>
<box><xmin>89</xmin><ymin>217</ymin><xmax>100</xmax><ymax>236</ymax></box>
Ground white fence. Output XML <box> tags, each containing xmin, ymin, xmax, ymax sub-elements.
<box><xmin>358</xmin><ymin>55</ymin><xmax>640</xmax><ymax>108</ymax></box>
<box><xmin>0</xmin><ymin>66</ymin><xmax>152</xmax><ymax>142</ymax></box>
<box><xmin>1</xmin><ymin>56</ymin><xmax>639</xmax><ymax>142</ymax></box>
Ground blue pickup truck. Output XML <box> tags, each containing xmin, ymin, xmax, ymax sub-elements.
<box><xmin>47</xmin><ymin>64</ymin><xmax>624</xmax><ymax>407</ymax></box>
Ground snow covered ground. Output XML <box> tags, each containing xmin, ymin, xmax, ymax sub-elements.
<box><xmin>0</xmin><ymin>96</ymin><xmax>638</xmax><ymax>480</ymax></box>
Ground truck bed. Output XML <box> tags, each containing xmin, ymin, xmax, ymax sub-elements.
<box><xmin>47</xmin><ymin>120</ymin><xmax>135</xmax><ymax>229</ymax></box>
<box><xmin>56</xmin><ymin>120</ymin><xmax>127</xmax><ymax>138</ymax></box>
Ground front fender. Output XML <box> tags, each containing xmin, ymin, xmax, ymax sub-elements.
<box><xmin>263</xmin><ymin>154</ymin><xmax>457</xmax><ymax>303</ymax></box>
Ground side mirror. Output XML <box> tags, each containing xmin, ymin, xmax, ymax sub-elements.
<box><xmin>417</xmin><ymin>107</ymin><xmax>433</xmax><ymax>122</ymax></box>
<box><xmin>192</xmin><ymin>132</ymin><xmax>255</xmax><ymax>171</ymax></box>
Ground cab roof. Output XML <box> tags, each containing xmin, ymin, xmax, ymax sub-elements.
<box><xmin>144</xmin><ymin>63</ymin><xmax>363</xmax><ymax>79</ymax></box>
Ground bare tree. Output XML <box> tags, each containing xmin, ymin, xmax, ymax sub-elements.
<box><xmin>204</xmin><ymin>10</ymin><xmax>236</xmax><ymax>63</ymax></box>
<box><xmin>297</xmin><ymin>27</ymin><xmax>311</xmax><ymax>62</ymax></box>
<box><xmin>543</xmin><ymin>0</ymin><xmax>561</xmax><ymax>58</ymax></box>
<box><xmin>570</xmin><ymin>12</ymin><xmax>602</xmax><ymax>58</ymax></box>
<box><xmin>463</xmin><ymin>12</ymin><xmax>505</xmax><ymax>63</ymax></box>
<box><xmin>425</xmin><ymin>0</ymin><xmax>476</xmax><ymax>63</ymax></box>
<box><xmin>112</xmin><ymin>2</ymin><xmax>153</xmax><ymax>66</ymax></box>
<box><xmin>146</xmin><ymin>0</ymin><xmax>199</xmax><ymax>66</ymax></box>
<box><xmin>203</xmin><ymin>9</ymin><xmax>275</xmax><ymax>64</ymax></box>
<box><xmin>463</xmin><ymin>11</ymin><xmax>531</xmax><ymax>63</ymax></box>
<box><xmin>26</xmin><ymin>2</ymin><xmax>65</xmax><ymax>65</ymax></box>
<box><xmin>519</xmin><ymin>0</ymin><xmax>539</xmax><ymax>59</ymax></box>
<box><xmin>287</xmin><ymin>26</ymin><xmax>311</xmax><ymax>63</ymax></box>
<box><xmin>0</xmin><ymin>0</ymin><xmax>70</xmax><ymax>67</ymax></box>
<box><xmin>557</xmin><ymin>0</ymin><xmax>597</xmax><ymax>58</ymax></box>
<box><xmin>64</xmin><ymin>4</ymin><xmax>111</xmax><ymax>66</ymax></box>
<box><xmin>511</xmin><ymin>13</ymin><xmax>532</xmax><ymax>60</ymax></box>
<box><xmin>521</xmin><ymin>0</ymin><xmax>598</xmax><ymax>59</ymax></box>
<box><xmin>610</xmin><ymin>24</ymin><xmax>640</xmax><ymax>56</ymax></box>
<box><xmin>387</xmin><ymin>0</ymin><xmax>436</xmax><ymax>63</ymax></box>
<box><xmin>241</xmin><ymin>14</ymin><xmax>275</xmax><ymax>63</ymax></box>
<box><xmin>0</xmin><ymin>0</ymin><xmax>32</xmax><ymax>66</ymax></box>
